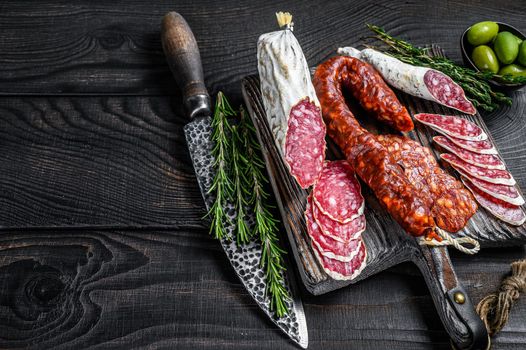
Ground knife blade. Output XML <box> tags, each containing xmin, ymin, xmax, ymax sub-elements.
<box><xmin>161</xmin><ymin>12</ymin><xmax>308</xmax><ymax>348</ymax></box>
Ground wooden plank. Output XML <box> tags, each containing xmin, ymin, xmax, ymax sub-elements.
<box><xmin>0</xmin><ymin>0</ymin><xmax>525</xmax><ymax>96</ymax></box>
<box><xmin>0</xmin><ymin>96</ymin><xmax>205</xmax><ymax>228</ymax></box>
<box><xmin>0</xmin><ymin>228</ymin><xmax>523</xmax><ymax>349</ymax></box>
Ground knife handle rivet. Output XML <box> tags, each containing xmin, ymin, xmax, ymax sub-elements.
<box><xmin>453</xmin><ymin>292</ymin><xmax>466</xmax><ymax>304</ymax></box>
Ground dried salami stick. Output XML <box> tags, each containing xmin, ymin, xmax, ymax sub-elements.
<box><xmin>257</xmin><ymin>13</ymin><xmax>326</xmax><ymax>188</ymax></box>
<box><xmin>339</xmin><ymin>47</ymin><xmax>476</xmax><ymax>115</ymax></box>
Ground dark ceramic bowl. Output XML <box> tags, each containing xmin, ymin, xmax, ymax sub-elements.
<box><xmin>461</xmin><ymin>22</ymin><xmax>526</xmax><ymax>91</ymax></box>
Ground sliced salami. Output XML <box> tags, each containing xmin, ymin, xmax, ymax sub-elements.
<box><xmin>305</xmin><ymin>196</ymin><xmax>362</xmax><ymax>262</ymax></box>
<box><xmin>284</xmin><ymin>98</ymin><xmax>326</xmax><ymax>188</ymax></box>
<box><xmin>338</xmin><ymin>47</ymin><xmax>476</xmax><ymax>114</ymax></box>
<box><xmin>311</xmin><ymin>238</ymin><xmax>367</xmax><ymax>281</ymax></box>
<box><xmin>257</xmin><ymin>15</ymin><xmax>326</xmax><ymax>188</ymax></box>
<box><xmin>312</xmin><ymin>160</ymin><xmax>365</xmax><ymax>223</ymax></box>
<box><xmin>462</xmin><ymin>177</ymin><xmax>526</xmax><ymax>226</ymax></box>
<box><xmin>312</xmin><ymin>201</ymin><xmax>365</xmax><ymax>243</ymax></box>
<box><xmin>415</xmin><ymin>113</ymin><xmax>487</xmax><ymax>141</ymax></box>
<box><xmin>433</xmin><ymin>136</ymin><xmax>505</xmax><ymax>170</ymax></box>
<box><xmin>443</xmin><ymin>134</ymin><xmax>497</xmax><ymax>155</ymax></box>
<box><xmin>441</xmin><ymin>153</ymin><xmax>516</xmax><ymax>186</ymax></box>
<box><xmin>462</xmin><ymin>176</ymin><xmax>525</xmax><ymax>206</ymax></box>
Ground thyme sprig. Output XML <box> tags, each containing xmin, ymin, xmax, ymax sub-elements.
<box><xmin>207</xmin><ymin>92</ymin><xmax>290</xmax><ymax>317</ymax></box>
<box><xmin>366</xmin><ymin>24</ymin><xmax>525</xmax><ymax>112</ymax></box>
<box><xmin>239</xmin><ymin>108</ymin><xmax>291</xmax><ymax>317</ymax></box>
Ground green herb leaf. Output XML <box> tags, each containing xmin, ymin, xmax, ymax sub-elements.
<box><xmin>238</xmin><ymin>107</ymin><xmax>291</xmax><ymax>317</ymax></box>
<box><xmin>207</xmin><ymin>91</ymin><xmax>291</xmax><ymax>317</ymax></box>
<box><xmin>207</xmin><ymin>91</ymin><xmax>236</xmax><ymax>240</ymax></box>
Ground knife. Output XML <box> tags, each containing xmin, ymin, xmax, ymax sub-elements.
<box><xmin>161</xmin><ymin>12</ymin><xmax>308</xmax><ymax>348</ymax></box>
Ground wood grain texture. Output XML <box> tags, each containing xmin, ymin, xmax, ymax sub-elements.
<box><xmin>0</xmin><ymin>96</ymin><xmax>205</xmax><ymax>228</ymax></box>
<box><xmin>0</xmin><ymin>0</ymin><xmax>524</xmax><ymax>99</ymax></box>
<box><xmin>0</xmin><ymin>229</ymin><xmax>524</xmax><ymax>349</ymax></box>
<box><xmin>0</xmin><ymin>0</ymin><xmax>525</xmax><ymax>349</ymax></box>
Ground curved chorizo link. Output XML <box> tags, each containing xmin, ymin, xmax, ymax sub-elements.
<box><xmin>313</xmin><ymin>56</ymin><xmax>433</xmax><ymax>237</ymax></box>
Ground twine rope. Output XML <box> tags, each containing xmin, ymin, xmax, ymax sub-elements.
<box><xmin>422</xmin><ymin>228</ymin><xmax>480</xmax><ymax>255</ymax></box>
<box><xmin>476</xmin><ymin>259</ymin><xmax>526</xmax><ymax>336</ymax></box>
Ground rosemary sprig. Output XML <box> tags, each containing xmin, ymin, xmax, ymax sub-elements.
<box><xmin>239</xmin><ymin>108</ymin><xmax>291</xmax><ymax>317</ymax></box>
<box><xmin>207</xmin><ymin>91</ymin><xmax>290</xmax><ymax>317</ymax></box>
<box><xmin>207</xmin><ymin>91</ymin><xmax>236</xmax><ymax>240</ymax></box>
<box><xmin>366</xmin><ymin>24</ymin><xmax>524</xmax><ymax>112</ymax></box>
<box><xmin>230</xmin><ymin>122</ymin><xmax>252</xmax><ymax>244</ymax></box>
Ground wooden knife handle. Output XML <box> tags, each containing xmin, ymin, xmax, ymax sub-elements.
<box><xmin>415</xmin><ymin>246</ymin><xmax>489</xmax><ymax>350</ymax></box>
<box><xmin>161</xmin><ymin>12</ymin><xmax>211</xmax><ymax>119</ymax></box>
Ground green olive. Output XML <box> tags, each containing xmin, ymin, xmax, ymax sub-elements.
<box><xmin>517</xmin><ymin>41</ymin><xmax>526</xmax><ymax>67</ymax></box>
<box><xmin>493</xmin><ymin>31</ymin><xmax>519</xmax><ymax>64</ymax></box>
<box><xmin>498</xmin><ymin>64</ymin><xmax>526</xmax><ymax>78</ymax></box>
<box><xmin>472</xmin><ymin>45</ymin><xmax>500</xmax><ymax>73</ymax></box>
<box><xmin>467</xmin><ymin>21</ymin><xmax>499</xmax><ymax>46</ymax></box>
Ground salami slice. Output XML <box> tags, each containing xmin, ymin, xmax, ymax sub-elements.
<box><xmin>443</xmin><ymin>134</ymin><xmax>497</xmax><ymax>155</ymax></box>
<box><xmin>339</xmin><ymin>47</ymin><xmax>476</xmax><ymax>115</ymax></box>
<box><xmin>284</xmin><ymin>98</ymin><xmax>326</xmax><ymax>188</ymax></box>
<box><xmin>312</xmin><ymin>160</ymin><xmax>365</xmax><ymax>223</ymax></box>
<box><xmin>462</xmin><ymin>176</ymin><xmax>525</xmax><ymax>206</ymax></box>
<box><xmin>462</xmin><ymin>177</ymin><xmax>526</xmax><ymax>226</ymax></box>
<box><xmin>441</xmin><ymin>153</ymin><xmax>516</xmax><ymax>186</ymax></box>
<box><xmin>433</xmin><ymin>136</ymin><xmax>505</xmax><ymax>170</ymax></box>
<box><xmin>305</xmin><ymin>196</ymin><xmax>362</xmax><ymax>262</ymax></box>
<box><xmin>311</xmin><ymin>238</ymin><xmax>367</xmax><ymax>281</ymax></box>
<box><xmin>312</xmin><ymin>201</ymin><xmax>365</xmax><ymax>243</ymax></box>
<box><xmin>415</xmin><ymin>113</ymin><xmax>487</xmax><ymax>141</ymax></box>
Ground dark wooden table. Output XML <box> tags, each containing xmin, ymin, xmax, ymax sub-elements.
<box><xmin>0</xmin><ymin>1</ymin><xmax>525</xmax><ymax>349</ymax></box>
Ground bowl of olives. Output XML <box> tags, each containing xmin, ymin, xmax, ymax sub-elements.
<box><xmin>461</xmin><ymin>21</ymin><xmax>526</xmax><ymax>90</ymax></box>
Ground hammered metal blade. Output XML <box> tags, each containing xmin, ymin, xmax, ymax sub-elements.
<box><xmin>184</xmin><ymin>116</ymin><xmax>308</xmax><ymax>348</ymax></box>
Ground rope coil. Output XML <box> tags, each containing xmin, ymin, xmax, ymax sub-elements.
<box><xmin>476</xmin><ymin>259</ymin><xmax>526</xmax><ymax>336</ymax></box>
<box><xmin>421</xmin><ymin>228</ymin><xmax>480</xmax><ymax>255</ymax></box>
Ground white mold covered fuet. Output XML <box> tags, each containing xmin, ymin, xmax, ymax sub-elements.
<box><xmin>257</xmin><ymin>12</ymin><xmax>326</xmax><ymax>189</ymax></box>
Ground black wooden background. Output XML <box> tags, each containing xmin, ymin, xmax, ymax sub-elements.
<box><xmin>0</xmin><ymin>1</ymin><xmax>525</xmax><ymax>349</ymax></box>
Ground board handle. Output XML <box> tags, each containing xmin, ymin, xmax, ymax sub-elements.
<box><xmin>415</xmin><ymin>245</ymin><xmax>489</xmax><ymax>350</ymax></box>
<box><xmin>161</xmin><ymin>11</ymin><xmax>211</xmax><ymax>119</ymax></box>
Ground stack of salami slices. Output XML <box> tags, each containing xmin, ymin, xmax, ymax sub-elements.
<box><xmin>415</xmin><ymin>113</ymin><xmax>526</xmax><ymax>226</ymax></box>
<box><xmin>305</xmin><ymin>161</ymin><xmax>367</xmax><ymax>280</ymax></box>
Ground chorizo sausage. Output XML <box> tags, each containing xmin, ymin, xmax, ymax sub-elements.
<box><xmin>313</xmin><ymin>56</ymin><xmax>478</xmax><ymax>236</ymax></box>
<box><xmin>313</xmin><ymin>56</ymin><xmax>434</xmax><ymax>237</ymax></box>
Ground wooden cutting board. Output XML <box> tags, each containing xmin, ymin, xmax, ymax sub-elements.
<box><xmin>240</xmin><ymin>46</ymin><xmax>525</xmax><ymax>350</ymax></box>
